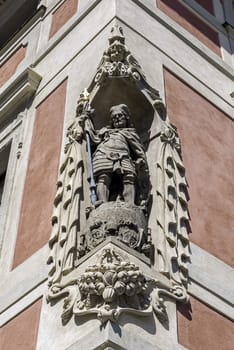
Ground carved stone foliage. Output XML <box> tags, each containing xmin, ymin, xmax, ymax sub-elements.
<box><xmin>74</xmin><ymin>249</ymin><xmax>152</xmax><ymax>323</ymax></box>
<box><xmin>47</xmin><ymin>248</ymin><xmax>188</xmax><ymax>324</ymax></box>
<box><xmin>47</xmin><ymin>24</ymin><xmax>190</xmax><ymax>324</ymax></box>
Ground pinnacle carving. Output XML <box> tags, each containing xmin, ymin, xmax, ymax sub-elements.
<box><xmin>94</xmin><ymin>24</ymin><xmax>145</xmax><ymax>83</ymax></box>
<box><xmin>90</xmin><ymin>25</ymin><xmax>164</xmax><ymax>113</ymax></box>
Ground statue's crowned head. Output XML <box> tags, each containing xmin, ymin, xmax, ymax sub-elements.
<box><xmin>110</xmin><ymin>104</ymin><xmax>130</xmax><ymax>129</ymax></box>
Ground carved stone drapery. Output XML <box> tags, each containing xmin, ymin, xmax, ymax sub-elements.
<box><xmin>47</xmin><ymin>119</ymin><xmax>85</xmax><ymax>285</ymax></box>
<box><xmin>47</xmin><ymin>24</ymin><xmax>190</xmax><ymax>325</ymax></box>
<box><xmin>156</xmin><ymin>125</ymin><xmax>190</xmax><ymax>287</ymax></box>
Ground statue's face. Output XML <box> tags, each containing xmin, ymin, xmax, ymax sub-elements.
<box><xmin>111</xmin><ymin>109</ymin><xmax>128</xmax><ymax>128</ymax></box>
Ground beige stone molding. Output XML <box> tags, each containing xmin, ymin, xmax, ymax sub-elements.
<box><xmin>0</xmin><ymin>67</ymin><xmax>42</xmax><ymax>119</ymax></box>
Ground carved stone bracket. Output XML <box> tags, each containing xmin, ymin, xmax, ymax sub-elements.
<box><xmin>47</xmin><ymin>248</ymin><xmax>188</xmax><ymax>325</ymax></box>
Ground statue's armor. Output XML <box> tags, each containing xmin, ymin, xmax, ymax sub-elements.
<box><xmin>93</xmin><ymin>129</ymin><xmax>135</xmax><ymax>177</ymax></box>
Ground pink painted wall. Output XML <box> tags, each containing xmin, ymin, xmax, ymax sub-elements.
<box><xmin>164</xmin><ymin>68</ymin><xmax>233</xmax><ymax>267</ymax></box>
<box><xmin>157</xmin><ymin>0</ymin><xmax>220</xmax><ymax>56</ymax></box>
<box><xmin>49</xmin><ymin>0</ymin><xmax>78</xmax><ymax>38</ymax></box>
<box><xmin>177</xmin><ymin>296</ymin><xmax>233</xmax><ymax>349</ymax></box>
<box><xmin>13</xmin><ymin>80</ymin><xmax>67</xmax><ymax>268</ymax></box>
<box><xmin>0</xmin><ymin>299</ymin><xmax>42</xmax><ymax>350</ymax></box>
<box><xmin>195</xmin><ymin>0</ymin><xmax>214</xmax><ymax>14</ymax></box>
<box><xmin>0</xmin><ymin>45</ymin><xmax>27</xmax><ymax>87</ymax></box>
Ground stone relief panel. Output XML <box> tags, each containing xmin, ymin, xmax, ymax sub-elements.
<box><xmin>47</xmin><ymin>24</ymin><xmax>190</xmax><ymax>326</ymax></box>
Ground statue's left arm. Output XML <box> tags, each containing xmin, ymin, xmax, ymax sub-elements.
<box><xmin>124</xmin><ymin>129</ymin><xmax>148</xmax><ymax>171</ymax></box>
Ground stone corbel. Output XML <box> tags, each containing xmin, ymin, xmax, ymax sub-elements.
<box><xmin>47</xmin><ymin>247</ymin><xmax>188</xmax><ymax>325</ymax></box>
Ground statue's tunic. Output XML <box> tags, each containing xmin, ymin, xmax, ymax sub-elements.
<box><xmin>92</xmin><ymin>128</ymin><xmax>146</xmax><ymax>178</ymax></box>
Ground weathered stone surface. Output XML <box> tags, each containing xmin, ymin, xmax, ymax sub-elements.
<box><xmin>84</xmin><ymin>201</ymin><xmax>150</xmax><ymax>254</ymax></box>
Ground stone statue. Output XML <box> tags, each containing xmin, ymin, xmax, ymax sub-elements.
<box><xmin>62</xmin><ymin>101</ymin><xmax>152</xmax><ymax>256</ymax></box>
<box><xmin>47</xmin><ymin>28</ymin><xmax>190</xmax><ymax>326</ymax></box>
<box><xmin>83</xmin><ymin>104</ymin><xmax>149</xmax><ymax>206</ymax></box>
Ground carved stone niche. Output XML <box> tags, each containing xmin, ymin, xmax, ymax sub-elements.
<box><xmin>47</xmin><ymin>24</ymin><xmax>190</xmax><ymax>329</ymax></box>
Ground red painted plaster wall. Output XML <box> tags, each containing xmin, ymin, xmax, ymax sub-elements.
<box><xmin>164</xmin><ymin>69</ymin><xmax>233</xmax><ymax>267</ymax></box>
<box><xmin>49</xmin><ymin>0</ymin><xmax>78</xmax><ymax>38</ymax></box>
<box><xmin>177</xmin><ymin>296</ymin><xmax>233</xmax><ymax>350</ymax></box>
<box><xmin>0</xmin><ymin>299</ymin><xmax>42</xmax><ymax>350</ymax></box>
<box><xmin>0</xmin><ymin>45</ymin><xmax>27</xmax><ymax>88</ymax></box>
<box><xmin>13</xmin><ymin>80</ymin><xmax>67</xmax><ymax>268</ymax></box>
<box><xmin>157</xmin><ymin>0</ymin><xmax>220</xmax><ymax>56</ymax></box>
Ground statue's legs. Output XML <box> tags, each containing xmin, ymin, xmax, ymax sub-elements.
<box><xmin>122</xmin><ymin>173</ymin><xmax>135</xmax><ymax>204</ymax></box>
<box><xmin>96</xmin><ymin>173</ymin><xmax>111</xmax><ymax>202</ymax></box>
